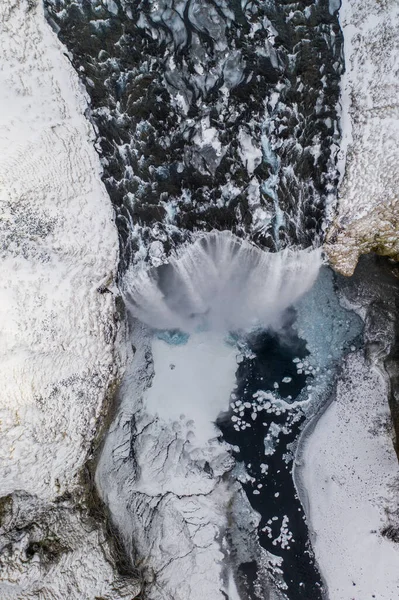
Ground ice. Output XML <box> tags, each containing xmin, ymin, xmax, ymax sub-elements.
<box><xmin>146</xmin><ymin>332</ymin><xmax>238</xmax><ymax>445</ymax></box>
<box><xmin>156</xmin><ymin>329</ymin><xmax>190</xmax><ymax>345</ymax></box>
<box><xmin>294</xmin><ymin>266</ymin><xmax>363</xmax><ymax>413</ymax></box>
<box><xmin>238</xmin><ymin>128</ymin><xmax>262</xmax><ymax>175</ymax></box>
<box><xmin>264</xmin><ymin>422</ymin><xmax>282</xmax><ymax>456</ymax></box>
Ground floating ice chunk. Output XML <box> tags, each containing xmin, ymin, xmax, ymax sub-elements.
<box><xmin>104</xmin><ymin>0</ymin><xmax>119</xmax><ymax>15</ymax></box>
<box><xmin>238</xmin><ymin>128</ymin><xmax>262</xmax><ymax>175</ymax></box>
<box><xmin>264</xmin><ymin>422</ymin><xmax>282</xmax><ymax>456</ymax></box>
<box><xmin>193</xmin><ymin>116</ymin><xmax>222</xmax><ymax>156</ymax></box>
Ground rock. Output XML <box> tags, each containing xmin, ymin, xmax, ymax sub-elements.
<box><xmin>0</xmin><ymin>491</ymin><xmax>141</xmax><ymax>600</ymax></box>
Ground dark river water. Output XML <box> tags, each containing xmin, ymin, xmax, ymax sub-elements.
<box><xmin>218</xmin><ymin>314</ymin><xmax>324</xmax><ymax>599</ymax></box>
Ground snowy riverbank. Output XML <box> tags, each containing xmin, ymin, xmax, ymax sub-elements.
<box><xmin>0</xmin><ymin>1</ymin><xmax>138</xmax><ymax>597</ymax></box>
<box><xmin>304</xmin><ymin>0</ymin><xmax>399</xmax><ymax>591</ymax></box>
<box><xmin>300</xmin><ymin>257</ymin><xmax>399</xmax><ymax>599</ymax></box>
<box><xmin>306</xmin><ymin>0</ymin><xmax>399</xmax><ymax>593</ymax></box>
<box><xmin>302</xmin><ymin>350</ymin><xmax>399</xmax><ymax>599</ymax></box>
<box><xmin>326</xmin><ymin>0</ymin><xmax>399</xmax><ymax>274</ymax></box>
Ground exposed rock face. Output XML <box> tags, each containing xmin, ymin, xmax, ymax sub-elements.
<box><xmin>0</xmin><ymin>492</ymin><xmax>141</xmax><ymax>600</ymax></box>
<box><xmin>337</xmin><ymin>256</ymin><xmax>399</xmax><ymax>454</ymax></box>
<box><xmin>325</xmin><ymin>0</ymin><xmax>399</xmax><ymax>275</ymax></box>
<box><xmin>0</xmin><ymin>1</ymin><xmax>138</xmax><ymax>596</ymax></box>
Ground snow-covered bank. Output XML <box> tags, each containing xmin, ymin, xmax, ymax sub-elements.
<box><xmin>0</xmin><ymin>1</ymin><xmax>138</xmax><ymax>596</ymax></box>
<box><xmin>312</xmin><ymin>0</ymin><xmax>399</xmax><ymax>592</ymax></box>
<box><xmin>300</xmin><ymin>258</ymin><xmax>399</xmax><ymax>599</ymax></box>
<box><xmin>0</xmin><ymin>0</ymin><xmax>119</xmax><ymax>500</ymax></box>
<box><xmin>326</xmin><ymin>0</ymin><xmax>399</xmax><ymax>275</ymax></box>
<box><xmin>302</xmin><ymin>351</ymin><xmax>399</xmax><ymax>599</ymax></box>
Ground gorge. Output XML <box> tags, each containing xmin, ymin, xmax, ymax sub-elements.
<box><xmin>1</xmin><ymin>0</ymin><xmax>399</xmax><ymax>599</ymax></box>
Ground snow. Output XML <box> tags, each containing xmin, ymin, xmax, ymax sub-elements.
<box><xmin>0</xmin><ymin>492</ymin><xmax>140</xmax><ymax>600</ymax></box>
<box><xmin>96</xmin><ymin>323</ymin><xmax>248</xmax><ymax>600</ymax></box>
<box><xmin>297</xmin><ymin>260</ymin><xmax>399</xmax><ymax>598</ymax></box>
<box><xmin>0</xmin><ymin>0</ymin><xmax>120</xmax><ymax>499</ymax></box>
<box><xmin>336</xmin><ymin>0</ymin><xmax>399</xmax><ymax>220</ymax></box>
<box><xmin>326</xmin><ymin>0</ymin><xmax>399</xmax><ymax>274</ymax></box>
<box><xmin>301</xmin><ymin>352</ymin><xmax>399</xmax><ymax>599</ymax></box>
<box><xmin>0</xmin><ymin>1</ymin><xmax>134</xmax><ymax>597</ymax></box>
<box><xmin>147</xmin><ymin>332</ymin><xmax>238</xmax><ymax>445</ymax></box>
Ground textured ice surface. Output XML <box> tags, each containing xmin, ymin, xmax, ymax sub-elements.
<box><xmin>45</xmin><ymin>0</ymin><xmax>343</xmax><ymax>267</ymax></box>
<box><xmin>294</xmin><ymin>266</ymin><xmax>363</xmax><ymax>414</ymax></box>
<box><xmin>0</xmin><ymin>1</ymin><xmax>136</xmax><ymax>597</ymax></box>
<box><xmin>96</xmin><ymin>323</ymin><xmax>260</xmax><ymax>600</ymax></box>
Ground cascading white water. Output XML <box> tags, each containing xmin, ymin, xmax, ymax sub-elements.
<box><xmin>125</xmin><ymin>231</ymin><xmax>322</xmax><ymax>332</ymax></box>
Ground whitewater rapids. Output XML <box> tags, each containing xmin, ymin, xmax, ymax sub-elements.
<box><xmin>125</xmin><ymin>231</ymin><xmax>322</xmax><ymax>333</ymax></box>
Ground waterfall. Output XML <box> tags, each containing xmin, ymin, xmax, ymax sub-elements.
<box><xmin>125</xmin><ymin>231</ymin><xmax>322</xmax><ymax>333</ymax></box>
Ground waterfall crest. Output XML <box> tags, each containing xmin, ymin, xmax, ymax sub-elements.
<box><xmin>126</xmin><ymin>231</ymin><xmax>322</xmax><ymax>333</ymax></box>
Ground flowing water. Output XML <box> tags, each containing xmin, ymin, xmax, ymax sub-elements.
<box><xmin>45</xmin><ymin>0</ymin><xmax>343</xmax><ymax>267</ymax></box>
<box><xmin>126</xmin><ymin>231</ymin><xmax>322</xmax><ymax>332</ymax></box>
